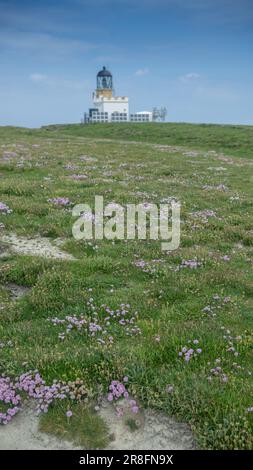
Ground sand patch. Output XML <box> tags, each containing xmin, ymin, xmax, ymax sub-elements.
<box><xmin>99</xmin><ymin>400</ymin><xmax>195</xmax><ymax>450</ymax></box>
<box><xmin>0</xmin><ymin>400</ymin><xmax>195</xmax><ymax>450</ymax></box>
<box><xmin>0</xmin><ymin>234</ymin><xmax>76</xmax><ymax>260</ymax></box>
<box><xmin>0</xmin><ymin>405</ymin><xmax>79</xmax><ymax>450</ymax></box>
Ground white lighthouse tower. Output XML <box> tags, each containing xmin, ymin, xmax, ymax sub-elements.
<box><xmin>90</xmin><ymin>66</ymin><xmax>129</xmax><ymax>122</ymax></box>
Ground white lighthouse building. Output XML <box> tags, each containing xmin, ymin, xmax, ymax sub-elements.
<box><xmin>87</xmin><ymin>66</ymin><xmax>153</xmax><ymax>123</ymax></box>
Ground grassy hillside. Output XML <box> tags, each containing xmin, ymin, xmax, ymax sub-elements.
<box><xmin>0</xmin><ymin>124</ymin><xmax>253</xmax><ymax>448</ymax></box>
<box><xmin>1</xmin><ymin>122</ymin><xmax>252</xmax><ymax>159</ymax></box>
<box><xmin>40</xmin><ymin>122</ymin><xmax>253</xmax><ymax>159</ymax></box>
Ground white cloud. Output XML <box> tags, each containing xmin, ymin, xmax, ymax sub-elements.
<box><xmin>179</xmin><ymin>72</ymin><xmax>201</xmax><ymax>83</ymax></box>
<box><xmin>29</xmin><ymin>73</ymin><xmax>48</xmax><ymax>83</ymax></box>
<box><xmin>0</xmin><ymin>31</ymin><xmax>98</xmax><ymax>57</ymax></box>
<box><xmin>135</xmin><ymin>67</ymin><xmax>150</xmax><ymax>76</ymax></box>
<box><xmin>29</xmin><ymin>73</ymin><xmax>89</xmax><ymax>91</ymax></box>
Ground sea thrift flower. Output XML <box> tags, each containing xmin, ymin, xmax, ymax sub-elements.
<box><xmin>0</xmin><ymin>202</ymin><xmax>12</xmax><ymax>214</ymax></box>
<box><xmin>48</xmin><ymin>197</ymin><xmax>71</xmax><ymax>206</ymax></box>
<box><xmin>64</xmin><ymin>164</ymin><xmax>79</xmax><ymax>170</ymax></box>
<box><xmin>3</xmin><ymin>150</ymin><xmax>18</xmax><ymax>158</ymax></box>
<box><xmin>179</xmin><ymin>340</ymin><xmax>202</xmax><ymax>362</ymax></box>
<box><xmin>0</xmin><ymin>371</ymin><xmax>91</xmax><ymax>424</ymax></box>
<box><xmin>221</xmin><ymin>255</ymin><xmax>230</xmax><ymax>262</ymax></box>
<box><xmin>48</xmin><ymin>302</ymin><xmax>140</xmax><ymax>347</ymax></box>
<box><xmin>133</xmin><ymin>259</ymin><xmax>164</xmax><ymax>275</ymax></box>
<box><xmin>131</xmin><ymin>405</ymin><xmax>139</xmax><ymax>414</ymax></box>
<box><xmin>209</xmin><ymin>360</ymin><xmax>229</xmax><ymax>384</ymax></box>
<box><xmin>107</xmin><ymin>379</ymin><xmax>139</xmax><ymax>417</ymax></box>
<box><xmin>191</xmin><ymin>209</ymin><xmax>217</xmax><ymax>221</ymax></box>
<box><xmin>180</xmin><ymin>259</ymin><xmax>202</xmax><ymax>269</ymax></box>
<box><xmin>66</xmin><ymin>410</ymin><xmax>73</xmax><ymax>418</ymax></box>
<box><xmin>129</xmin><ymin>400</ymin><xmax>136</xmax><ymax>406</ymax></box>
<box><xmin>107</xmin><ymin>393</ymin><xmax>113</xmax><ymax>402</ymax></box>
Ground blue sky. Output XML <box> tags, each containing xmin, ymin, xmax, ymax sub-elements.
<box><xmin>0</xmin><ymin>0</ymin><xmax>252</xmax><ymax>127</ymax></box>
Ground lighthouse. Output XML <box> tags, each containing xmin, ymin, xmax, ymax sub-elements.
<box><xmin>87</xmin><ymin>66</ymin><xmax>153</xmax><ymax>123</ymax></box>
<box><xmin>96</xmin><ymin>66</ymin><xmax>113</xmax><ymax>99</ymax></box>
<box><xmin>89</xmin><ymin>66</ymin><xmax>129</xmax><ymax>122</ymax></box>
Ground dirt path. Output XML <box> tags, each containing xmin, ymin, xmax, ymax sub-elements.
<box><xmin>0</xmin><ymin>401</ymin><xmax>195</xmax><ymax>450</ymax></box>
<box><xmin>100</xmin><ymin>402</ymin><xmax>195</xmax><ymax>450</ymax></box>
<box><xmin>0</xmin><ymin>233</ymin><xmax>76</xmax><ymax>260</ymax></box>
<box><xmin>0</xmin><ymin>406</ymin><xmax>79</xmax><ymax>450</ymax></box>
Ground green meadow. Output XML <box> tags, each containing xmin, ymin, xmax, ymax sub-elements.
<box><xmin>0</xmin><ymin>122</ymin><xmax>253</xmax><ymax>449</ymax></box>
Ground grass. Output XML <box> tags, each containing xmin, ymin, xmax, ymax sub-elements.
<box><xmin>39</xmin><ymin>402</ymin><xmax>110</xmax><ymax>449</ymax></box>
<box><xmin>43</xmin><ymin>122</ymin><xmax>253</xmax><ymax>159</ymax></box>
<box><xmin>0</xmin><ymin>122</ymin><xmax>253</xmax><ymax>449</ymax></box>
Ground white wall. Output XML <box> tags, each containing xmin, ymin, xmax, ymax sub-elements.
<box><xmin>93</xmin><ymin>96</ymin><xmax>129</xmax><ymax>119</ymax></box>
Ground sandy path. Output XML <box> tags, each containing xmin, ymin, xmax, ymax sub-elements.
<box><xmin>100</xmin><ymin>403</ymin><xmax>195</xmax><ymax>450</ymax></box>
<box><xmin>0</xmin><ymin>233</ymin><xmax>76</xmax><ymax>260</ymax></box>
<box><xmin>0</xmin><ymin>401</ymin><xmax>195</xmax><ymax>450</ymax></box>
<box><xmin>0</xmin><ymin>406</ymin><xmax>79</xmax><ymax>450</ymax></box>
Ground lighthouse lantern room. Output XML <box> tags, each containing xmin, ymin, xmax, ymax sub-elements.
<box><xmin>96</xmin><ymin>66</ymin><xmax>113</xmax><ymax>98</ymax></box>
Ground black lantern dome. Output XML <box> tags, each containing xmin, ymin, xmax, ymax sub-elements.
<box><xmin>97</xmin><ymin>66</ymin><xmax>113</xmax><ymax>90</ymax></box>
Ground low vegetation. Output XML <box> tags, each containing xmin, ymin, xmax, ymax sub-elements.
<box><xmin>0</xmin><ymin>122</ymin><xmax>253</xmax><ymax>449</ymax></box>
